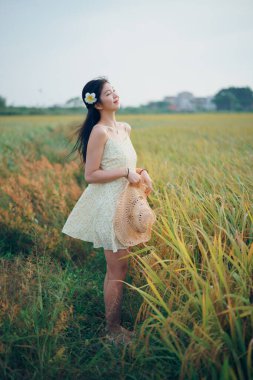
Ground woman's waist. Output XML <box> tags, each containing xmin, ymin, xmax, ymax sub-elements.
<box><xmin>85</xmin><ymin>176</ymin><xmax>128</xmax><ymax>190</ymax></box>
<box><xmin>100</xmin><ymin>164</ymin><xmax>136</xmax><ymax>171</ymax></box>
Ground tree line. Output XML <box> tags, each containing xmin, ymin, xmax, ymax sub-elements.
<box><xmin>0</xmin><ymin>86</ymin><xmax>252</xmax><ymax>115</ymax></box>
<box><xmin>213</xmin><ymin>86</ymin><xmax>253</xmax><ymax>111</ymax></box>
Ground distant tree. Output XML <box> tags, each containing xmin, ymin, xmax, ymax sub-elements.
<box><xmin>213</xmin><ymin>90</ymin><xmax>239</xmax><ymax>110</ymax></box>
<box><xmin>0</xmin><ymin>95</ymin><xmax>6</xmax><ymax>108</ymax></box>
<box><xmin>65</xmin><ymin>97</ymin><xmax>83</xmax><ymax>107</ymax></box>
<box><xmin>213</xmin><ymin>87</ymin><xmax>253</xmax><ymax>111</ymax></box>
<box><xmin>229</xmin><ymin>86</ymin><xmax>253</xmax><ymax>110</ymax></box>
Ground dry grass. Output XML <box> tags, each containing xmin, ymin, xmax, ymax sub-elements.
<box><xmin>0</xmin><ymin>112</ymin><xmax>252</xmax><ymax>379</ymax></box>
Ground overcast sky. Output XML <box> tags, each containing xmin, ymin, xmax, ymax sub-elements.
<box><xmin>0</xmin><ymin>0</ymin><xmax>252</xmax><ymax>107</ymax></box>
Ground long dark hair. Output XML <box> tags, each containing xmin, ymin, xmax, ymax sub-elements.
<box><xmin>66</xmin><ymin>76</ymin><xmax>109</xmax><ymax>165</ymax></box>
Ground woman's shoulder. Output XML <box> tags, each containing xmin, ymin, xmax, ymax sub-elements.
<box><xmin>92</xmin><ymin>123</ymin><xmax>108</xmax><ymax>134</ymax></box>
<box><xmin>121</xmin><ymin>121</ymin><xmax>131</xmax><ymax>135</ymax></box>
<box><xmin>90</xmin><ymin>124</ymin><xmax>108</xmax><ymax>141</ymax></box>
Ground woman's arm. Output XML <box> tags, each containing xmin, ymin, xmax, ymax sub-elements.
<box><xmin>85</xmin><ymin>127</ymin><xmax>128</xmax><ymax>183</ymax></box>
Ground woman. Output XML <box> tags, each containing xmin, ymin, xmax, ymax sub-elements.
<box><xmin>62</xmin><ymin>76</ymin><xmax>154</xmax><ymax>344</ymax></box>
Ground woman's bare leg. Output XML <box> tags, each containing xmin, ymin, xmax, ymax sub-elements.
<box><xmin>103</xmin><ymin>248</ymin><xmax>130</xmax><ymax>333</ymax></box>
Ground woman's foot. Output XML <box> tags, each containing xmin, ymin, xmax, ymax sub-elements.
<box><xmin>118</xmin><ymin>326</ymin><xmax>136</xmax><ymax>338</ymax></box>
<box><xmin>105</xmin><ymin>325</ymin><xmax>136</xmax><ymax>345</ymax></box>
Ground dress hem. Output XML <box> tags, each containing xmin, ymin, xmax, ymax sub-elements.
<box><xmin>62</xmin><ymin>230</ymin><xmax>128</xmax><ymax>253</ymax></box>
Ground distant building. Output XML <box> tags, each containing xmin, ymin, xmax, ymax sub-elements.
<box><xmin>204</xmin><ymin>96</ymin><xmax>216</xmax><ymax>111</ymax></box>
<box><xmin>163</xmin><ymin>92</ymin><xmax>216</xmax><ymax>112</ymax></box>
<box><xmin>164</xmin><ymin>96</ymin><xmax>177</xmax><ymax>111</ymax></box>
<box><xmin>194</xmin><ymin>96</ymin><xmax>207</xmax><ymax>110</ymax></box>
<box><xmin>176</xmin><ymin>91</ymin><xmax>195</xmax><ymax>112</ymax></box>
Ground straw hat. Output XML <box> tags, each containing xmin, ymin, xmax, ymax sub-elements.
<box><xmin>113</xmin><ymin>180</ymin><xmax>157</xmax><ymax>247</ymax></box>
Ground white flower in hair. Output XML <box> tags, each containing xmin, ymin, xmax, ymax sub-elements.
<box><xmin>84</xmin><ymin>92</ymin><xmax>97</xmax><ymax>104</ymax></box>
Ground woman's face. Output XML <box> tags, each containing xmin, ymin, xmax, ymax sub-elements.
<box><xmin>98</xmin><ymin>82</ymin><xmax>120</xmax><ymax>111</ymax></box>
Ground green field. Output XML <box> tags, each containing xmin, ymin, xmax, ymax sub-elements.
<box><xmin>0</xmin><ymin>113</ymin><xmax>252</xmax><ymax>379</ymax></box>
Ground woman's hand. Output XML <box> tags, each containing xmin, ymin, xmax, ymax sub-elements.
<box><xmin>140</xmin><ymin>170</ymin><xmax>154</xmax><ymax>196</ymax></box>
<box><xmin>127</xmin><ymin>169</ymin><xmax>142</xmax><ymax>184</ymax></box>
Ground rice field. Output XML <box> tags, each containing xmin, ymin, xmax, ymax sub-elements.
<box><xmin>0</xmin><ymin>113</ymin><xmax>252</xmax><ymax>379</ymax></box>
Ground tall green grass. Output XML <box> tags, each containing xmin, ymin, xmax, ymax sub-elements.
<box><xmin>0</xmin><ymin>113</ymin><xmax>252</xmax><ymax>379</ymax></box>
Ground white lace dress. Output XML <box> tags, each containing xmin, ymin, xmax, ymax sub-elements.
<box><xmin>61</xmin><ymin>125</ymin><xmax>137</xmax><ymax>253</ymax></box>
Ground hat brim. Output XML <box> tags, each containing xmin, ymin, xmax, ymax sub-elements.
<box><xmin>113</xmin><ymin>182</ymin><xmax>156</xmax><ymax>247</ymax></box>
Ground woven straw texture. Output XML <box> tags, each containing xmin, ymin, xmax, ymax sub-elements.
<box><xmin>113</xmin><ymin>181</ymin><xmax>156</xmax><ymax>247</ymax></box>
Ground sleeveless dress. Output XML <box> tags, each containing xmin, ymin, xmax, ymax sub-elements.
<box><xmin>61</xmin><ymin>126</ymin><xmax>137</xmax><ymax>253</ymax></box>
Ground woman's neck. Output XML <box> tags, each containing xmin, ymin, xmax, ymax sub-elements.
<box><xmin>98</xmin><ymin>112</ymin><xmax>117</xmax><ymax>128</ymax></box>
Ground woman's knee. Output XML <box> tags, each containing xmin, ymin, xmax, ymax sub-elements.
<box><xmin>107</xmin><ymin>262</ymin><xmax>128</xmax><ymax>280</ymax></box>
<box><xmin>104</xmin><ymin>249</ymin><xmax>129</xmax><ymax>279</ymax></box>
